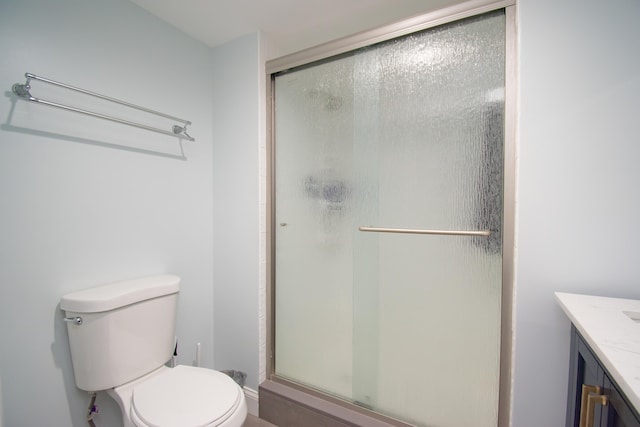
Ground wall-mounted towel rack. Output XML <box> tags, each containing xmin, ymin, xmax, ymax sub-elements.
<box><xmin>11</xmin><ymin>73</ymin><xmax>195</xmax><ymax>141</ymax></box>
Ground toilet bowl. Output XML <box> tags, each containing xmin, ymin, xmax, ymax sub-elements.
<box><xmin>60</xmin><ymin>274</ymin><xmax>247</xmax><ymax>427</ymax></box>
<box><xmin>108</xmin><ymin>365</ymin><xmax>247</xmax><ymax>427</ymax></box>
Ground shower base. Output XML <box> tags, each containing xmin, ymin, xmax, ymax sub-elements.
<box><xmin>259</xmin><ymin>379</ymin><xmax>413</xmax><ymax>427</ymax></box>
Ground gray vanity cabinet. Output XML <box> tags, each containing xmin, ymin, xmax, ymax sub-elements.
<box><xmin>603</xmin><ymin>375</ymin><xmax>640</xmax><ymax>427</ymax></box>
<box><xmin>566</xmin><ymin>325</ymin><xmax>640</xmax><ymax>427</ymax></box>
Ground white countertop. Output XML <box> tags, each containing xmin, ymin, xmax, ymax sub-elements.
<box><xmin>556</xmin><ymin>292</ymin><xmax>640</xmax><ymax>412</ymax></box>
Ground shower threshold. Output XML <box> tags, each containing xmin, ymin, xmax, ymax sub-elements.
<box><xmin>259</xmin><ymin>378</ymin><xmax>414</xmax><ymax>427</ymax></box>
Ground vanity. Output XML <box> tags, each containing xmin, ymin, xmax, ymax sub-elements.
<box><xmin>556</xmin><ymin>293</ymin><xmax>640</xmax><ymax>427</ymax></box>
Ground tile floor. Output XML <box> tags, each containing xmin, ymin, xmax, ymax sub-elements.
<box><xmin>243</xmin><ymin>414</ymin><xmax>278</xmax><ymax>427</ymax></box>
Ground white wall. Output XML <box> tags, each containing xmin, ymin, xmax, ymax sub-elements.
<box><xmin>211</xmin><ymin>32</ymin><xmax>262</xmax><ymax>391</ymax></box>
<box><xmin>513</xmin><ymin>0</ymin><xmax>640</xmax><ymax>425</ymax></box>
<box><xmin>0</xmin><ymin>0</ymin><xmax>216</xmax><ymax>425</ymax></box>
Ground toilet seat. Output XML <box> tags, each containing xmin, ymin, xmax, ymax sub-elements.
<box><xmin>130</xmin><ymin>365</ymin><xmax>243</xmax><ymax>427</ymax></box>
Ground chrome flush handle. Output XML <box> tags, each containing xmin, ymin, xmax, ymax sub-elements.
<box><xmin>64</xmin><ymin>316</ymin><xmax>83</xmax><ymax>325</ymax></box>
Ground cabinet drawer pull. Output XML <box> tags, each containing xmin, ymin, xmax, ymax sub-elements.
<box><xmin>579</xmin><ymin>384</ymin><xmax>608</xmax><ymax>427</ymax></box>
<box><xmin>585</xmin><ymin>392</ymin><xmax>608</xmax><ymax>427</ymax></box>
<box><xmin>579</xmin><ymin>385</ymin><xmax>600</xmax><ymax>427</ymax></box>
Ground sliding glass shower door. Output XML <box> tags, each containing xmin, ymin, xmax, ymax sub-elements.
<box><xmin>273</xmin><ymin>10</ymin><xmax>505</xmax><ymax>427</ymax></box>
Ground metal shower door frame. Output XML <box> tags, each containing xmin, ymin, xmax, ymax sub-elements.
<box><xmin>265</xmin><ymin>1</ymin><xmax>517</xmax><ymax>425</ymax></box>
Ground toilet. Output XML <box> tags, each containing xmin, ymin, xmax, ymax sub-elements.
<box><xmin>60</xmin><ymin>274</ymin><xmax>247</xmax><ymax>427</ymax></box>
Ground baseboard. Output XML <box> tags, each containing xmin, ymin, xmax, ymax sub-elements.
<box><xmin>244</xmin><ymin>386</ymin><xmax>259</xmax><ymax>416</ymax></box>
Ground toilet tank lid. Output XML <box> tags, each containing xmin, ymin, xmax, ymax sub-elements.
<box><xmin>60</xmin><ymin>274</ymin><xmax>180</xmax><ymax>313</ymax></box>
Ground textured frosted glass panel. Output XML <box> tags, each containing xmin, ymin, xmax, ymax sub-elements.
<box><xmin>274</xmin><ymin>10</ymin><xmax>505</xmax><ymax>427</ymax></box>
<box><xmin>354</xmin><ymin>12</ymin><xmax>505</xmax><ymax>426</ymax></box>
<box><xmin>274</xmin><ymin>55</ymin><xmax>356</xmax><ymax>399</ymax></box>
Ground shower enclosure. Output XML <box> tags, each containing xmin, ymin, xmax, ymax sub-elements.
<box><xmin>266</xmin><ymin>2</ymin><xmax>515</xmax><ymax>426</ymax></box>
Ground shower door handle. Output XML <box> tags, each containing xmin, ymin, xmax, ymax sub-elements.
<box><xmin>358</xmin><ymin>226</ymin><xmax>491</xmax><ymax>237</ymax></box>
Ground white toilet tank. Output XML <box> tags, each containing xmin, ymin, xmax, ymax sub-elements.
<box><xmin>60</xmin><ymin>275</ymin><xmax>180</xmax><ymax>392</ymax></box>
